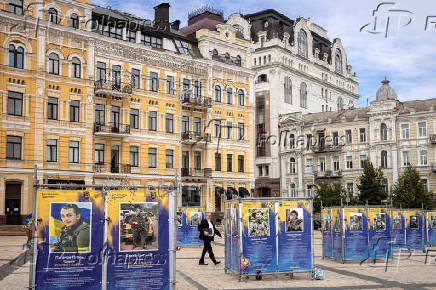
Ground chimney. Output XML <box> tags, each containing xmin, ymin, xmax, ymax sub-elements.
<box><xmin>154</xmin><ymin>3</ymin><xmax>170</xmax><ymax>31</ymax></box>
<box><xmin>171</xmin><ymin>20</ymin><xmax>180</xmax><ymax>30</ymax></box>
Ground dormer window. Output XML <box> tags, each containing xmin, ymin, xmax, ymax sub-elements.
<box><xmin>175</xmin><ymin>39</ymin><xmax>189</xmax><ymax>54</ymax></box>
<box><xmin>235</xmin><ymin>55</ymin><xmax>241</xmax><ymax>66</ymax></box>
<box><xmin>212</xmin><ymin>49</ymin><xmax>219</xmax><ymax>60</ymax></box>
<box><xmin>48</xmin><ymin>8</ymin><xmax>58</xmax><ymax>24</ymax></box>
<box><xmin>233</xmin><ymin>24</ymin><xmax>244</xmax><ymax>35</ymax></box>
<box><xmin>335</xmin><ymin>48</ymin><xmax>342</xmax><ymax>74</ymax></box>
<box><xmin>70</xmin><ymin>13</ymin><xmax>79</xmax><ymax>29</ymax></box>
<box><xmin>298</xmin><ymin>29</ymin><xmax>307</xmax><ymax>57</ymax></box>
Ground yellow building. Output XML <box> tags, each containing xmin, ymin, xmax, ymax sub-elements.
<box><xmin>0</xmin><ymin>1</ymin><xmax>254</xmax><ymax>224</ymax></box>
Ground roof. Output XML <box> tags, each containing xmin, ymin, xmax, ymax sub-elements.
<box><xmin>376</xmin><ymin>79</ymin><xmax>398</xmax><ymax>100</ymax></box>
<box><xmin>244</xmin><ymin>9</ymin><xmax>294</xmax><ymax>25</ymax></box>
<box><xmin>180</xmin><ymin>13</ymin><xmax>224</xmax><ymax>36</ymax></box>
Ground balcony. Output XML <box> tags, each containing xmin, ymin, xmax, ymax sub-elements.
<box><xmin>181</xmin><ymin>168</ymin><xmax>211</xmax><ymax>178</ymax></box>
<box><xmin>181</xmin><ymin>132</ymin><xmax>211</xmax><ymax>144</ymax></box>
<box><xmin>94</xmin><ymin>164</ymin><xmax>132</xmax><ymax>174</ymax></box>
<box><xmin>312</xmin><ymin>144</ymin><xmax>343</xmax><ymax>153</ymax></box>
<box><xmin>181</xmin><ymin>95</ymin><xmax>212</xmax><ymax>109</ymax></box>
<box><xmin>94</xmin><ymin>80</ymin><xmax>132</xmax><ymax>99</ymax></box>
<box><xmin>429</xmin><ymin>134</ymin><xmax>436</xmax><ymax>144</ymax></box>
<box><xmin>315</xmin><ymin>170</ymin><xmax>343</xmax><ymax>179</ymax></box>
<box><xmin>94</xmin><ymin>122</ymin><xmax>130</xmax><ymax>135</ymax></box>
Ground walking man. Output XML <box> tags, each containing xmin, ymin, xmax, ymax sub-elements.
<box><xmin>198</xmin><ymin>212</ymin><xmax>221</xmax><ymax>265</ymax></box>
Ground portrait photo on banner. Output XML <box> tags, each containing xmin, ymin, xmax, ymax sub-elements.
<box><xmin>231</xmin><ymin>207</ymin><xmax>238</xmax><ymax>236</ymax></box>
<box><xmin>176</xmin><ymin>211</ymin><xmax>182</xmax><ymax>227</ymax></box>
<box><xmin>248</xmin><ymin>208</ymin><xmax>270</xmax><ymax>237</ymax></box>
<box><xmin>190</xmin><ymin>212</ymin><xmax>202</xmax><ymax>226</ymax></box>
<box><xmin>323</xmin><ymin>213</ymin><xmax>331</xmax><ymax>230</ymax></box>
<box><xmin>119</xmin><ymin>202</ymin><xmax>158</xmax><ymax>252</ymax></box>
<box><xmin>334</xmin><ymin>214</ymin><xmax>341</xmax><ymax>232</ymax></box>
<box><xmin>49</xmin><ymin>202</ymin><xmax>92</xmax><ymax>253</ymax></box>
<box><xmin>286</xmin><ymin>208</ymin><xmax>303</xmax><ymax>232</ymax></box>
<box><xmin>373</xmin><ymin>213</ymin><xmax>386</xmax><ymax>230</ymax></box>
<box><xmin>431</xmin><ymin>216</ymin><xmax>436</xmax><ymax>228</ymax></box>
<box><xmin>410</xmin><ymin>215</ymin><xmax>419</xmax><ymax>229</ymax></box>
<box><xmin>349</xmin><ymin>213</ymin><xmax>363</xmax><ymax>231</ymax></box>
<box><xmin>392</xmin><ymin>215</ymin><xmax>402</xmax><ymax>230</ymax></box>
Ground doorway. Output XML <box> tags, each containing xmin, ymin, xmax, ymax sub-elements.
<box><xmin>5</xmin><ymin>182</ymin><xmax>21</xmax><ymax>225</ymax></box>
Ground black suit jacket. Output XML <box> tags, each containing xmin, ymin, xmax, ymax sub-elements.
<box><xmin>198</xmin><ymin>219</ymin><xmax>221</xmax><ymax>241</ymax></box>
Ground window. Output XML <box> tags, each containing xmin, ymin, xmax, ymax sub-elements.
<box><xmin>70</xmin><ymin>100</ymin><xmax>80</xmax><ymax>122</ymax></box>
<box><xmin>380</xmin><ymin>123</ymin><xmax>388</xmax><ymax>141</ymax></box>
<box><xmin>345</xmin><ymin>129</ymin><xmax>352</xmax><ymax>144</ymax></box>
<box><xmin>382</xmin><ymin>178</ymin><xmax>389</xmax><ymax>193</ymax></box>
<box><xmin>225</xmin><ymin>52</ymin><xmax>230</xmax><ymax>63</ymax></box>
<box><xmin>130</xmin><ymin>146</ymin><xmax>139</xmax><ymax>167</ymax></box>
<box><xmin>214</xmin><ymin>120</ymin><xmax>221</xmax><ymax>138</ymax></box>
<box><xmin>95</xmin><ymin>104</ymin><xmax>105</xmax><ymax>125</ymax></box>
<box><xmin>9</xmin><ymin>44</ymin><xmax>24</xmax><ymax>69</ymax></box>
<box><xmin>346</xmin><ymin>155</ymin><xmax>353</xmax><ymax>169</ymax></box>
<box><xmin>165</xmin><ymin>149</ymin><xmax>174</xmax><ymax>169</ymax></box>
<box><xmin>337</xmin><ymin>97</ymin><xmax>344</xmax><ymax>110</ymax></box>
<box><xmin>175</xmin><ymin>39</ymin><xmax>190</xmax><ymax>54</ymax></box>
<box><xmin>335</xmin><ymin>48</ymin><xmax>342</xmax><ymax>74</ymax></box>
<box><xmin>182</xmin><ymin>186</ymin><xmax>201</xmax><ymax>207</ymax></box>
<box><xmin>401</xmin><ymin>124</ymin><xmax>410</xmax><ymax>139</ymax></box>
<box><xmin>111</xmin><ymin>106</ymin><xmax>120</xmax><ymax>128</ymax></box>
<box><xmin>6</xmin><ymin>136</ymin><xmax>21</xmax><ymax>160</ymax></box>
<box><xmin>419</xmin><ymin>149</ymin><xmax>427</xmax><ymax>165</ymax></box>
<box><xmin>235</xmin><ymin>55</ymin><xmax>242</xmax><ymax>66</ymax></box>
<box><xmin>9</xmin><ymin>0</ymin><xmax>23</xmax><ymax>14</ymax></box>
<box><xmin>346</xmin><ymin>183</ymin><xmax>353</xmax><ymax>196</ymax></box>
<box><xmin>131</xmin><ymin>68</ymin><xmax>140</xmax><ymax>89</ymax></box>
<box><xmin>148</xmin><ymin>148</ymin><xmax>157</xmax><ymax>168</ymax></box>
<box><xmin>182</xmin><ymin>151</ymin><xmax>189</xmax><ymax>169</ymax></box>
<box><xmin>130</xmin><ymin>109</ymin><xmax>139</xmax><ymax>129</ymax></box>
<box><xmin>69</xmin><ymin>141</ymin><xmax>79</xmax><ymax>163</ymax></box>
<box><xmin>71</xmin><ymin>57</ymin><xmax>81</xmax><ymax>78</ymax></box>
<box><xmin>289</xmin><ymin>134</ymin><xmax>295</xmax><ymax>148</ymax></box>
<box><xmin>48</xmin><ymin>53</ymin><xmax>59</xmax><ymax>75</ymax></box>
<box><xmin>306</xmin><ymin>134</ymin><xmax>313</xmax><ymax>150</ymax></box>
<box><xmin>298</xmin><ymin>29</ymin><xmax>307</xmax><ymax>57</ymax></box>
<box><xmin>359</xmin><ymin>128</ymin><xmax>366</xmax><ymax>142</ymax></box>
<box><xmin>112</xmin><ymin>65</ymin><xmax>121</xmax><ymax>88</ymax></box>
<box><xmin>148</xmin><ymin>111</ymin><xmax>157</xmax><ymax>131</ymax></box>
<box><xmin>238</xmin><ymin>90</ymin><xmax>245</xmax><ymax>106</ymax></box>
<box><xmin>215</xmin><ymin>86</ymin><xmax>221</xmax><ymax>102</ymax></box>
<box><xmin>227</xmin><ymin>122</ymin><xmax>232</xmax><ymax>139</ymax></box>
<box><xmin>47</xmin><ymin>97</ymin><xmax>58</xmax><ymax>120</ymax></box>
<box><xmin>127</xmin><ymin>30</ymin><xmax>136</xmax><ymax>42</ymax></box>
<box><xmin>300</xmin><ymin>82</ymin><xmax>307</xmax><ymax>108</ymax></box>
<box><xmin>194</xmin><ymin>151</ymin><xmax>201</xmax><ymax>170</ymax></box>
<box><xmin>332</xmin><ymin>131</ymin><xmax>339</xmax><ymax>146</ymax></box>
<box><xmin>238</xmin><ymin>155</ymin><xmax>245</xmax><ymax>172</ymax></box>
<box><xmin>290</xmin><ymin>183</ymin><xmax>296</xmax><ymax>197</ymax></box>
<box><xmin>258</xmin><ymin>165</ymin><xmax>263</xmax><ymax>176</ymax></box>
<box><xmin>215</xmin><ymin>152</ymin><xmax>221</xmax><ymax>171</ymax></box>
<box><xmin>96</xmin><ymin>62</ymin><xmax>106</xmax><ymax>82</ymax></box>
<box><xmin>141</xmin><ymin>34</ymin><xmax>162</xmax><ymax>48</ymax></box>
<box><xmin>418</xmin><ymin>121</ymin><xmax>427</xmax><ymax>137</ymax></box>
<box><xmin>165</xmin><ymin>113</ymin><xmax>174</xmax><ymax>133</ymax></box>
<box><xmin>290</xmin><ymin>157</ymin><xmax>296</xmax><ymax>173</ymax></box>
<box><xmin>333</xmin><ymin>156</ymin><xmax>340</xmax><ymax>171</ymax></box>
<box><xmin>265</xmin><ymin>165</ymin><xmax>269</xmax><ymax>176</ymax></box>
<box><xmin>212</xmin><ymin>49</ymin><xmax>218</xmax><ymax>60</ymax></box>
<box><xmin>360</xmin><ymin>154</ymin><xmax>367</xmax><ymax>169</ymax></box>
<box><xmin>166</xmin><ymin>75</ymin><xmax>174</xmax><ymax>94</ymax></box>
<box><xmin>46</xmin><ymin>139</ymin><xmax>57</xmax><ymax>162</ymax></box>
<box><xmin>95</xmin><ymin>144</ymin><xmax>105</xmax><ymax>164</ymax></box>
<box><xmin>48</xmin><ymin>8</ymin><xmax>58</xmax><ymax>24</ymax></box>
<box><xmin>182</xmin><ymin>116</ymin><xmax>189</xmax><ymax>134</ymax></box>
<box><xmin>149</xmin><ymin>72</ymin><xmax>158</xmax><ymax>92</ymax></box>
<box><xmin>227</xmin><ymin>154</ymin><xmax>233</xmax><ymax>172</ymax></box>
<box><xmin>306</xmin><ymin>157</ymin><xmax>313</xmax><ymax>172</ymax></box>
<box><xmin>183</xmin><ymin>79</ymin><xmax>191</xmax><ymax>99</ymax></box>
<box><xmin>402</xmin><ymin>151</ymin><xmax>410</xmax><ymax>166</ymax></box>
<box><xmin>319</xmin><ymin>157</ymin><xmax>326</xmax><ymax>172</ymax></box>
<box><xmin>7</xmin><ymin>91</ymin><xmax>23</xmax><ymax>116</ymax></box>
<box><xmin>226</xmin><ymin>87</ymin><xmax>233</xmax><ymax>104</ymax></box>
<box><xmin>284</xmin><ymin>76</ymin><xmax>292</xmax><ymax>104</ymax></box>
<box><xmin>422</xmin><ymin>179</ymin><xmax>428</xmax><ymax>191</ymax></box>
<box><xmin>381</xmin><ymin>150</ymin><xmax>388</xmax><ymax>168</ymax></box>
<box><xmin>102</xmin><ymin>24</ymin><xmax>122</xmax><ymax>39</ymax></box>
<box><xmin>306</xmin><ymin>185</ymin><xmax>314</xmax><ymax>197</ymax></box>
<box><xmin>194</xmin><ymin>81</ymin><xmax>202</xmax><ymax>98</ymax></box>
<box><xmin>193</xmin><ymin>117</ymin><xmax>201</xmax><ymax>136</ymax></box>
<box><xmin>70</xmin><ymin>13</ymin><xmax>79</xmax><ymax>29</ymax></box>
<box><xmin>238</xmin><ymin>123</ymin><xmax>244</xmax><ymax>140</ymax></box>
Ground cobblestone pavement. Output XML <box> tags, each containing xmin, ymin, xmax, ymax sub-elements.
<box><xmin>1</xmin><ymin>233</ymin><xmax>436</xmax><ymax>289</ymax></box>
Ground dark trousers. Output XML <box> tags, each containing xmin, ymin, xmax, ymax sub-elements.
<box><xmin>199</xmin><ymin>238</ymin><xmax>216</xmax><ymax>264</ymax></box>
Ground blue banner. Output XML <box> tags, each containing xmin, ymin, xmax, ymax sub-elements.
<box><xmin>322</xmin><ymin>208</ymin><xmax>332</xmax><ymax>258</ymax></box>
<box><xmin>36</xmin><ymin>190</ymin><xmax>104</xmax><ymax>290</ymax></box>
<box><xmin>230</xmin><ymin>204</ymin><xmax>240</xmax><ymax>273</ymax></box>
<box><xmin>427</xmin><ymin>212</ymin><xmax>436</xmax><ymax>245</ymax></box>
<box><xmin>368</xmin><ymin>208</ymin><xmax>392</xmax><ymax>259</ymax></box>
<box><xmin>391</xmin><ymin>210</ymin><xmax>406</xmax><ymax>249</ymax></box>
<box><xmin>176</xmin><ymin>210</ymin><xmax>185</xmax><ymax>245</ymax></box>
<box><xmin>176</xmin><ymin>208</ymin><xmax>203</xmax><ymax>246</ymax></box>
<box><xmin>106</xmin><ymin>190</ymin><xmax>169</xmax><ymax>290</ymax></box>
<box><xmin>332</xmin><ymin>208</ymin><xmax>343</xmax><ymax>260</ymax></box>
<box><xmin>343</xmin><ymin>207</ymin><xmax>369</xmax><ymax>260</ymax></box>
<box><xmin>277</xmin><ymin>201</ymin><xmax>312</xmax><ymax>272</ymax></box>
<box><xmin>224</xmin><ymin>207</ymin><xmax>232</xmax><ymax>270</ymax></box>
<box><xmin>405</xmin><ymin>210</ymin><xmax>423</xmax><ymax>249</ymax></box>
<box><xmin>241</xmin><ymin>201</ymin><xmax>277</xmax><ymax>274</ymax></box>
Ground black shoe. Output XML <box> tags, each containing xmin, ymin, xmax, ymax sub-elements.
<box><xmin>214</xmin><ymin>261</ymin><xmax>221</xmax><ymax>265</ymax></box>
<box><xmin>199</xmin><ymin>262</ymin><xmax>208</xmax><ymax>265</ymax></box>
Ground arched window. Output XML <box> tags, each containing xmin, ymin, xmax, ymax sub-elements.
<box><xmin>70</xmin><ymin>13</ymin><xmax>79</xmax><ymax>29</ymax></box>
<box><xmin>214</xmin><ymin>85</ymin><xmax>221</xmax><ymax>102</ymax></box>
<box><xmin>290</xmin><ymin>183</ymin><xmax>296</xmax><ymax>197</ymax></box>
<box><xmin>298</xmin><ymin>29</ymin><xmax>307</xmax><ymax>57</ymax></box>
<box><xmin>290</xmin><ymin>157</ymin><xmax>296</xmax><ymax>174</ymax></box>
<box><xmin>337</xmin><ymin>97</ymin><xmax>344</xmax><ymax>110</ymax></box>
<box><xmin>380</xmin><ymin>123</ymin><xmax>388</xmax><ymax>141</ymax></box>
<box><xmin>9</xmin><ymin>0</ymin><xmax>23</xmax><ymax>15</ymax></box>
<box><xmin>238</xmin><ymin>89</ymin><xmax>244</xmax><ymax>106</ymax></box>
<box><xmin>284</xmin><ymin>76</ymin><xmax>292</xmax><ymax>104</ymax></box>
<box><xmin>225</xmin><ymin>52</ymin><xmax>230</xmax><ymax>64</ymax></box>
<box><xmin>48</xmin><ymin>53</ymin><xmax>59</xmax><ymax>75</ymax></box>
<box><xmin>48</xmin><ymin>8</ymin><xmax>58</xmax><ymax>24</ymax></box>
<box><xmin>212</xmin><ymin>49</ymin><xmax>218</xmax><ymax>60</ymax></box>
<box><xmin>335</xmin><ymin>48</ymin><xmax>342</xmax><ymax>74</ymax></box>
<box><xmin>381</xmin><ymin>150</ymin><xmax>388</xmax><ymax>168</ymax></box>
<box><xmin>300</xmin><ymin>82</ymin><xmax>307</xmax><ymax>108</ymax></box>
<box><xmin>226</xmin><ymin>87</ymin><xmax>233</xmax><ymax>104</ymax></box>
<box><xmin>235</xmin><ymin>55</ymin><xmax>241</xmax><ymax>66</ymax></box>
<box><xmin>71</xmin><ymin>57</ymin><xmax>81</xmax><ymax>78</ymax></box>
<box><xmin>9</xmin><ymin>44</ymin><xmax>24</xmax><ymax>69</ymax></box>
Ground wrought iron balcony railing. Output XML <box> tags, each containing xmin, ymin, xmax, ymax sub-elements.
<box><xmin>181</xmin><ymin>132</ymin><xmax>211</xmax><ymax>143</ymax></box>
<box><xmin>94</xmin><ymin>122</ymin><xmax>130</xmax><ymax>135</ymax></box>
<box><xmin>94</xmin><ymin>80</ymin><xmax>133</xmax><ymax>98</ymax></box>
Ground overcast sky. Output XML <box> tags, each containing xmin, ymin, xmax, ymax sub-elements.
<box><xmin>93</xmin><ymin>0</ymin><xmax>436</xmax><ymax>107</ymax></box>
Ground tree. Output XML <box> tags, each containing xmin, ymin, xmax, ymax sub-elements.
<box><xmin>313</xmin><ymin>181</ymin><xmax>346</xmax><ymax>213</ymax></box>
<box><xmin>357</xmin><ymin>160</ymin><xmax>387</xmax><ymax>205</ymax></box>
<box><xmin>391</xmin><ymin>166</ymin><xmax>433</xmax><ymax>209</ymax></box>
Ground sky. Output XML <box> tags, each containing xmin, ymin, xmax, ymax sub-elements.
<box><xmin>92</xmin><ymin>0</ymin><xmax>436</xmax><ymax>107</ymax></box>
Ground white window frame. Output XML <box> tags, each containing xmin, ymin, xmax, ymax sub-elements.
<box><xmin>402</xmin><ymin>151</ymin><xmax>410</xmax><ymax>166</ymax></box>
<box><xmin>401</xmin><ymin>123</ymin><xmax>410</xmax><ymax>139</ymax></box>
<box><xmin>418</xmin><ymin>121</ymin><xmax>427</xmax><ymax>138</ymax></box>
<box><xmin>419</xmin><ymin>149</ymin><xmax>427</xmax><ymax>166</ymax></box>
<box><xmin>346</xmin><ymin>155</ymin><xmax>353</xmax><ymax>169</ymax></box>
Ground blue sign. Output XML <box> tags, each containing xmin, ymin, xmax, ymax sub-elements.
<box><xmin>406</xmin><ymin>211</ymin><xmax>423</xmax><ymax>249</ymax></box>
<box><xmin>391</xmin><ymin>210</ymin><xmax>406</xmax><ymax>249</ymax></box>
<box><xmin>426</xmin><ymin>213</ymin><xmax>436</xmax><ymax>245</ymax></box>
<box><xmin>332</xmin><ymin>209</ymin><xmax>343</xmax><ymax>260</ymax></box>
<box><xmin>322</xmin><ymin>209</ymin><xmax>332</xmax><ymax>258</ymax></box>
<box><xmin>369</xmin><ymin>209</ymin><xmax>392</xmax><ymax>259</ymax></box>
<box><xmin>344</xmin><ymin>209</ymin><xmax>369</xmax><ymax>260</ymax></box>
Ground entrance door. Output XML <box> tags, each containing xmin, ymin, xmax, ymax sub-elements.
<box><xmin>215</xmin><ymin>188</ymin><xmax>222</xmax><ymax>212</ymax></box>
<box><xmin>5</xmin><ymin>182</ymin><xmax>21</xmax><ymax>225</ymax></box>
<box><xmin>111</xmin><ymin>145</ymin><xmax>119</xmax><ymax>173</ymax></box>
